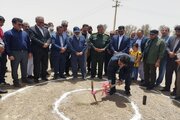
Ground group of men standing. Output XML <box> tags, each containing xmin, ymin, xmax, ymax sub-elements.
<box><xmin>0</xmin><ymin>15</ymin><xmax>180</xmax><ymax>99</ymax></box>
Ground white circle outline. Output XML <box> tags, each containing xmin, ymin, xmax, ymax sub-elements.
<box><xmin>53</xmin><ymin>89</ymin><xmax>142</xmax><ymax>120</ymax></box>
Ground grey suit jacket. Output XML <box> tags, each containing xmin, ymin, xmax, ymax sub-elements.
<box><xmin>167</xmin><ymin>36</ymin><xmax>180</xmax><ymax>53</ymax></box>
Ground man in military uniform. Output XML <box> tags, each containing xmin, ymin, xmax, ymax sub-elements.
<box><xmin>88</xmin><ymin>24</ymin><xmax>110</xmax><ymax>79</ymax></box>
<box><xmin>142</xmin><ymin>30</ymin><xmax>165</xmax><ymax>90</ymax></box>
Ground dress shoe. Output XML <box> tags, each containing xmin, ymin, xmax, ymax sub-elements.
<box><xmin>124</xmin><ymin>91</ymin><xmax>131</xmax><ymax>96</ymax></box>
<box><xmin>108</xmin><ymin>89</ymin><xmax>116</xmax><ymax>95</ymax></box>
<box><xmin>0</xmin><ymin>89</ymin><xmax>8</xmax><ymax>94</ymax></box>
<box><xmin>60</xmin><ymin>75</ymin><xmax>66</xmax><ymax>78</ymax></box>
<box><xmin>27</xmin><ymin>75</ymin><xmax>34</xmax><ymax>79</ymax></box>
<box><xmin>65</xmin><ymin>73</ymin><xmax>71</xmax><ymax>77</ymax></box>
<box><xmin>34</xmin><ymin>79</ymin><xmax>39</xmax><ymax>83</ymax></box>
<box><xmin>140</xmin><ymin>83</ymin><xmax>148</xmax><ymax>87</ymax></box>
<box><xmin>141</xmin><ymin>79</ymin><xmax>144</xmax><ymax>83</ymax></box>
<box><xmin>170</xmin><ymin>91</ymin><xmax>176</xmax><ymax>96</ymax></box>
<box><xmin>91</xmin><ymin>76</ymin><xmax>95</xmax><ymax>79</ymax></box>
<box><xmin>13</xmin><ymin>83</ymin><xmax>22</xmax><ymax>88</ymax></box>
<box><xmin>0</xmin><ymin>82</ymin><xmax>10</xmax><ymax>86</ymax></box>
<box><xmin>98</xmin><ymin>76</ymin><xmax>102</xmax><ymax>79</ymax></box>
<box><xmin>174</xmin><ymin>96</ymin><xmax>180</xmax><ymax>100</ymax></box>
<box><xmin>160</xmin><ymin>87</ymin><xmax>170</xmax><ymax>92</ymax></box>
<box><xmin>22</xmin><ymin>79</ymin><xmax>34</xmax><ymax>84</ymax></box>
<box><xmin>146</xmin><ymin>85</ymin><xmax>155</xmax><ymax>90</ymax></box>
<box><xmin>42</xmin><ymin>78</ymin><xmax>49</xmax><ymax>81</ymax></box>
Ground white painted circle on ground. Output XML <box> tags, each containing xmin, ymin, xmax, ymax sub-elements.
<box><xmin>53</xmin><ymin>89</ymin><xmax>142</xmax><ymax>120</ymax></box>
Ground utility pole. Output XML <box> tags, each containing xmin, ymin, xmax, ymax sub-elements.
<box><xmin>112</xmin><ymin>0</ymin><xmax>120</xmax><ymax>31</ymax></box>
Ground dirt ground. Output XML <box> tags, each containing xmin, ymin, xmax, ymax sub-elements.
<box><xmin>0</xmin><ymin>63</ymin><xmax>180</xmax><ymax>120</ymax></box>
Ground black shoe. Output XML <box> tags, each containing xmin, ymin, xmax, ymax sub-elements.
<box><xmin>60</xmin><ymin>75</ymin><xmax>66</xmax><ymax>78</ymax></box>
<box><xmin>160</xmin><ymin>87</ymin><xmax>170</xmax><ymax>92</ymax></box>
<box><xmin>13</xmin><ymin>83</ymin><xmax>22</xmax><ymax>88</ymax></box>
<box><xmin>146</xmin><ymin>85</ymin><xmax>155</xmax><ymax>90</ymax></box>
<box><xmin>108</xmin><ymin>89</ymin><xmax>116</xmax><ymax>95</ymax></box>
<box><xmin>124</xmin><ymin>91</ymin><xmax>131</xmax><ymax>96</ymax></box>
<box><xmin>42</xmin><ymin>78</ymin><xmax>49</xmax><ymax>81</ymax></box>
<box><xmin>0</xmin><ymin>89</ymin><xmax>8</xmax><ymax>94</ymax></box>
<box><xmin>91</xmin><ymin>76</ymin><xmax>95</xmax><ymax>79</ymax></box>
<box><xmin>174</xmin><ymin>96</ymin><xmax>180</xmax><ymax>100</ymax></box>
<box><xmin>0</xmin><ymin>82</ymin><xmax>10</xmax><ymax>86</ymax></box>
<box><xmin>27</xmin><ymin>75</ymin><xmax>34</xmax><ymax>79</ymax></box>
<box><xmin>140</xmin><ymin>83</ymin><xmax>148</xmax><ymax>87</ymax></box>
<box><xmin>141</xmin><ymin>79</ymin><xmax>144</xmax><ymax>83</ymax></box>
<box><xmin>65</xmin><ymin>73</ymin><xmax>70</xmax><ymax>77</ymax></box>
<box><xmin>34</xmin><ymin>79</ymin><xmax>39</xmax><ymax>83</ymax></box>
<box><xmin>170</xmin><ymin>91</ymin><xmax>176</xmax><ymax>96</ymax></box>
<box><xmin>82</xmin><ymin>77</ymin><xmax>87</xmax><ymax>80</ymax></box>
<box><xmin>98</xmin><ymin>76</ymin><xmax>102</xmax><ymax>79</ymax></box>
<box><xmin>22</xmin><ymin>79</ymin><xmax>34</xmax><ymax>84</ymax></box>
<box><xmin>72</xmin><ymin>76</ymin><xmax>77</xmax><ymax>80</ymax></box>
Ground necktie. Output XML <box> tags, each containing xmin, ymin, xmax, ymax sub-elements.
<box><xmin>59</xmin><ymin>36</ymin><xmax>63</xmax><ymax>47</ymax></box>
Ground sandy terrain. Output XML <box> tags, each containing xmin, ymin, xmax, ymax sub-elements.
<box><xmin>0</xmin><ymin>63</ymin><xmax>180</xmax><ymax>120</ymax></box>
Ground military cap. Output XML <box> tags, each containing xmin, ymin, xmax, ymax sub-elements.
<box><xmin>150</xmin><ymin>30</ymin><xmax>159</xmax><ymax>35</ymax></box>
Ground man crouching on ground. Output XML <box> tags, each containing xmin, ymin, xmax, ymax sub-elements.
<box><xmin>107</xmin><ymin>52</ymin><xmax>134</xmax><ymax>96</ymax></box>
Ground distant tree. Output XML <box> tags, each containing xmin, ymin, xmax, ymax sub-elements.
<box><xmin>141</xmin><ymin>24</ymin><xmax>150</xmax><ymax>36</ymax></box>
<box><xmin>125</xmin><ymin>25</ymin><xmax>137</xmax><ymax>37</ymax></box>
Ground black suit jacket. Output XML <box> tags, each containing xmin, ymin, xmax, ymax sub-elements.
<box><xmin>29</xmin><ymin>25</ymin><xmax>51</xmax><ymax>52</ymax></box>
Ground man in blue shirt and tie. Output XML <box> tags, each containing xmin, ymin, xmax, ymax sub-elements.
<box><xmin>51</xmin><ymin>26</ymin><xmax>68</xmax><ymax>79</ymax></box>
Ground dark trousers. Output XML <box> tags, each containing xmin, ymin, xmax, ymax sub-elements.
<box><xmin>176</xmin><ymin>66</ymin><xmax>180</xmax><ymax>97</ymax></box>
<box><xmin>10</xmin><ymin>51</ymin><xmax>28</xmax><ymax>84</ymax></box>
<box><xmin>107</xmin><ymin>66</ymin><xmax>118</xmax><ymax>92</ymax></box>
<box><xmin>91</xmin><ymin>55</ymin><xmax>104</xmax><ymax>78</ymax></box>
<box><xmin>33</xmin><ymin>49</ymin><xmax>48</xmax><ymax>80</ymax></box>
<box><xmin>65</xmin><ymin>51</ymin><xmax>71</xmax><ymax>74</ymax></box>
<box><xmin>156</xmin><ymin>56</ymin><xmax>167</xmax><ymax>85</ymax></box>
<box><xmin>53</xmin><ymin>52</ymin><xmax>66</xmax><ymax>76</ymax></box>
<box><xmin>165</xmin><ymin>58</ymin><xmax>177</xmax><ymax>90</ymax></box>
<box><xmin>50</xmin><ymin>50</ymin><xmax>54</xmax><ymax>70</ymax></box>
<box><xmin>119</xmin><ymin>66</ymin><xmax>132</xmax><ymax>92</ymax></box>
<box><xmin>87</xmin><ymin>50</ymin><xmax>91</xmax><ymax>72</ymax></box>
<box><xmin>71</xmin><ymin>54</ymin><xmax>86</xmax><ymax>78</ymax></box>
<box><xmin>144</xmin><ymin>62</ymin><xmax>156</xmax><ymax>87</ymax></box>
<box><xmin>104</xmin><ymin>52</ymin><xmax>112</xmax><ymax>75</ymax></box>
<box><xmin>108</xmin><ymin>65</ymin><xmax>132</xmax><ymax>92</ymax></box>
<box><xmin>0</xmin><ymin>53</ymin><xmax>7</xmax><ymax>83</ymax></box>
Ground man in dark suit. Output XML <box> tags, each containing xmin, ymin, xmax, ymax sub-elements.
<box><xmin>51</xmin><ymin>26</ymin><xmax>68</xmax><ymax>79</ymax></box>
<box><xmin>29</xmin><ymin>16</ymin><xmax>51</xmax><ymax>83</ymax></box>
<box><xmin>107</xmin><ymin>53</ymin><xmax>134</xmax><ymax>95</ymax></box>
<box><xmin>110</xmin><ymin>26</ymin><xmax>130</xmax><ymax>54</ymax></box>
<box><xmin>162</xmin><ymin>25</ymin><xmax>180</xmax><ymax>94</ymax></box>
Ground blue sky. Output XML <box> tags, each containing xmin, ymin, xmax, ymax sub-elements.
<box><xmin>0</xmin><ymin>0</ymin><xmax>179</xmax><ymax>32</ymax></box>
